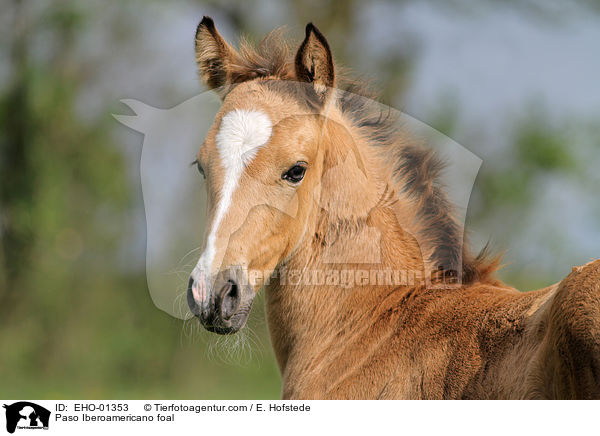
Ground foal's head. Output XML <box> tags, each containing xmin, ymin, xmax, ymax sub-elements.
<box><xmin>186</xmin><ymin>17</ymin><xmax>495</xmax><ymax>335</ymax></box>
<box><xmin>187</xmin><ymin>17</ymin><xmax>350</xmax><ymax>333</ymax></box>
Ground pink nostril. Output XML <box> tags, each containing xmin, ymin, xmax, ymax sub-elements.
<box><xmin>192</xmin><ymin>281</ymin><xmax>201</xmax><ymax>302</ymax></box>
<box><xmin>192</xmin><ymin>270</ymin><xmax>207</xmax><ymax>305</ymax></box>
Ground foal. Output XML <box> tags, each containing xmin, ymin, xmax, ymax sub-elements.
<box><xmin>187</xmin><ymin>17</ymin><xmax>600</xmax><ymax>399</ymax></box>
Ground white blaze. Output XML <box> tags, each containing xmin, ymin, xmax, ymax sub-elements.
<box><xmin>192</xmin><ymin>109</ymin><xmax>272</xmax><ymax>289</ymax></box>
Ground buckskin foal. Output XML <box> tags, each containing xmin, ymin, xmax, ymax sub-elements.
<box><xmin>186</xmin><ymin>17</ymin><xmax>600</xmax><ymax>399</ymax></box>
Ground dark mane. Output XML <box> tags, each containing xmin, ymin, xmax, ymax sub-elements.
<box><xmin>337</xmin><ymin>84</ymin><xmax>499</xmax><ymax>284</ymax></box>
<box><xmin>225</xmin><ymin>30</ymin><xmax>498</xmax><ymax>284</ymax></box>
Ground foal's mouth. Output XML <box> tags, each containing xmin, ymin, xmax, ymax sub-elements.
<box><xmin>201</xmin><ymin>315</ymin><xmax>249</xmax><ymax>335</ymax></box>
<box><xmin>198</xmin><ymin>303</ymin><xmax>252</xmax><ymax>335</ymax></box>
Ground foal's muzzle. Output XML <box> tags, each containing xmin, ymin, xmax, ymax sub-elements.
<box><xmin>187</xmin><ymin>268</ymin><xmax>253</xmax><ymax>334</ymax></box>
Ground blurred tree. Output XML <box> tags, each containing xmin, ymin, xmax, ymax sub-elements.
<box><xmin>0</xmin><ymin>0</ymin><xmax>34</xmax><ymax>315</ymax></box>
<box><xmin>0</xmin><ymin>0</ymin><xmax>130</xmax><ymax>386</ymax></box>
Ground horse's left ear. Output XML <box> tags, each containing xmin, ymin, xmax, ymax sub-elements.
<box><xmin>295</xmin><ymin>23</ymin><xmax>335</xmax><ymax>101</ymax></box>
<box><xmin>195</xmin><ymin>16</ymin><xmax>241</xmax><ymax>98</ymax></box>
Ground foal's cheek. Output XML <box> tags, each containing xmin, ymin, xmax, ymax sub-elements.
<box><xmin>247</xmin><ymin>233</ymin><xmax>288</xmax><ymax>284</ymax></box>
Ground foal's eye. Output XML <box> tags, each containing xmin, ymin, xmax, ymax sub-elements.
<box><xmin>191</xmin><ymin>159</ymin><xmax>205</xmax><ymax>179</ymax></box>
<box><xmin>282</xmin><ymin>162</ymin><xmax>307</xmax><ymax>184</ymax></box>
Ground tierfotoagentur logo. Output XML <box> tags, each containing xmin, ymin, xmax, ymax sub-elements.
<box><xmin>3</xmin><ymin>402</ymin><xmax>50</xmax><ymax>434</ymax></box>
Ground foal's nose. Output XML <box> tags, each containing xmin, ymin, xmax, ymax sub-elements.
<box><xmin>187</xmin><ymin>270</ymin><xmax>244</xmax><ymax>331</ymax></box>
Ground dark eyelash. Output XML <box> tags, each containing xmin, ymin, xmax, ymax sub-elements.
<box><xmin>190</xmin><ymin>159</ymin><xmax>205</xmax><ymax>177</ymax></box>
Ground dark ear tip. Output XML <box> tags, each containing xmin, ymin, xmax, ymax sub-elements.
<box><xmin>200</xmin><ymin>16</ymin><xmax>215</xmax><ymax>28</ymax></box>
<box><xmin>304</xmin><ymin>22</ymin><xmax>327</xmax><ymax>44</ymax></box>
<box><xmin>197</xmin><ymin>16</ymin><xmax>215</xmax><ymax>35</ymax></box>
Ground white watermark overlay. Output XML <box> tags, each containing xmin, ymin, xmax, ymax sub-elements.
<box><xmin>114</xmin><ymin>83</ymin><xmax>481</xmax><ymax>320</ymax></box>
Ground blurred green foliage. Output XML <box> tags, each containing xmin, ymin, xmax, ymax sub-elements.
<box><xmin>477</xmin><ymin>107</ymin><xmax>576</xmax><ymax>211</ymax></box>
<box><xmin>0</xmin><ymin>0</ymin><xmax>280</xmax><ymax>399</ymax></box>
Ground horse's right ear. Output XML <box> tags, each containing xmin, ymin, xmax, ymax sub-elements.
<box><xmin>295</xmin><ymin>23</ymin><xmax>335</xmax><ymax>103</ymax></box>
<box><xmin>195</xmin><ymin>16</ymin><xmax>241</xmax><ymax>98</ymax></box>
